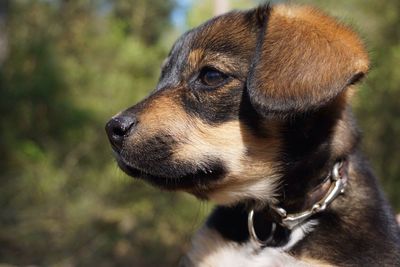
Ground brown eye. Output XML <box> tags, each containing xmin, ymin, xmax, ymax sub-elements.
<box><xmin>199</xmin><ymin>67</ymin><xmax>228</xmax><ymax>87</ymax></box>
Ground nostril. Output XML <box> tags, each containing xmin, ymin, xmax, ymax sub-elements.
<box><xmin>112</xmin><ymin>123</ymin><xmax>128</xmax><ymax>137</ymax></box>
<box><xmin>111</xmin><ymin>116</ymin><xmax>136</xmax><ymax>136</ymax></box>
<box><xmin>105</xmin><ymin>115</ymin><xmax>137</xmax><ymax>150</ymax></box>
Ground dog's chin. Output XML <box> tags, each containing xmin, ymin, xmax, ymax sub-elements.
<box><xmin>116</xmin><ymin>157</ymin><xmax>225</xmax><ymax>192</ymax></box>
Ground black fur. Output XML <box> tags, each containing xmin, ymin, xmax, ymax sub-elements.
<box><xmin>277</xmin><ymin>101</ymin><xmax>344</xmax><ymax>212</ymax></box>
<box><xmin>106</xmin><ymin>4</ymin><xmax>400</xmax><ymax>266</ymax></box>
<box><xmin>291</xmin><ymin>152</ymin><xmax>400</xmax><ymax>266</ymax></box>
<box><xmin>207</xmin><ymin>204</ymin><xmax>291</xmax><ymax>247</ymax></box>
<box><xmin>117</xmin><ymin>156</ymin><xmax>226</xmax><ymax>191</ymax></box>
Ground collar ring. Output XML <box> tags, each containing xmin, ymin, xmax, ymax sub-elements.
<box><xmin>248</xmin><ymin>209</ymin><xmax>276</xmax><ymax>247</ymax></box>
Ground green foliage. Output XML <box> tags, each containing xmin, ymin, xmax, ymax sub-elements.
<box><xmin>0</xmin><ymin>0</ymin><xmax>399</xmax><ymax>266</ymax></box>
<box><xmin>0</xmin><ymin>0</ymin><xmax>210</xmax><ymax>266</ymax></box>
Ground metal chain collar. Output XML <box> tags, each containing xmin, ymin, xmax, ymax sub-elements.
<box><xmin>248</xmin><ymin>161</ymin><xmax>348</xmax><ymax>247</ymax></box>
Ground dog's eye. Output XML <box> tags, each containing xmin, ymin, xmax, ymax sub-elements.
<box><xmin>198</xmin><ymin>67</ymin><xmax>228</xmax><ymax>87</ymax></box>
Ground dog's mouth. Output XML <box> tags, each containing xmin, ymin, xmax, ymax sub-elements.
<box><xmin>115</xmin><ymin>155</ymin><xmax>226</xmax><ymax>191</ymax></box>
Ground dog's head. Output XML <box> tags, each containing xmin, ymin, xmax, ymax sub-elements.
<box><xmin>106</xmin><ymin>5</ymin><xmax>368</xmax><ymax>206</ymax></box>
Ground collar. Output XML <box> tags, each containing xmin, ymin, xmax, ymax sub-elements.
<box><xmin>248</xmin><ymin>160</ymin><xmax>349</xmax><ymax>247</ymax></box>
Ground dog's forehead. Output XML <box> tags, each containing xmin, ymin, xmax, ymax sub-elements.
<box><xmin>194</xmin><ymin>11</ymin><xmax>258</xmax><ymax>54</ymax></box>
<box><xmin>157</xmin><ymin>11</ymin><xmax>258</xmax><ymax>90</ymax></box>
<box><xmin>179</xmin><ymin>12</ymin><xmax>257</xmax><ymax>60</ymax></box>
<box><xmin>184</xmin><ymin>11</ymin><xmax>257</xmax><ymax>57</ymax></box>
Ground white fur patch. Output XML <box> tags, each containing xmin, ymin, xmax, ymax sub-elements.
<box><xmin>184</xmin><ymin>221</ymin><xmax>318</xmax><ymax>267</ymax></box>
<box><xmin>281</xmin><ymin>220</ymin><xmax>318</xmax><ymax>251</ymax></box>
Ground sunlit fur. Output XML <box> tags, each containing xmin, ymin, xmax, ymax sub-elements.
<box><xmin>122</xmin><ymin>88</ymin><xmax>282</xmax><ymax>205</ymax></box>
<box><xmin>107</xmin><ymin>3</ymin><xmax>400</xmax><ymax>266</ymax></box>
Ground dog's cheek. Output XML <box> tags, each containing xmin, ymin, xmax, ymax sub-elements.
<box><xmin>172</xmin><ymin>120</ymin><xmax>246</xmax><ymax>172</ymax></box>
<box><xmin>207</xmin><ymin>144</ymin><xmax>282</xmax><ymax>205</ymax></box>
<box><xmin>174</xmin><ymin>120</ymin><xmax>283</xmax><ymax>204</ymax></box>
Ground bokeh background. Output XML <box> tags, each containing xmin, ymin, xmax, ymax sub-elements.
<box><xmin>0</xmin><ymin>0</ymin><xmax>399</xmax><ymax>266</ymax></box>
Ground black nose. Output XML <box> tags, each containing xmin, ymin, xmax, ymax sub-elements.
<box><xmin>105</xmin><ymin>115</ymin><xmax>137</xmax><ymax>151</ymax></box>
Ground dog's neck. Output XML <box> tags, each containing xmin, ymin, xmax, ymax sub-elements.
<box><xmin>247</xmin><ymin>159</ymin><xmax>348</xmax><ymax>246</ymax></box>
<box><xmin>205</xmin><ymin>149</ymin><xmax>399</xmax><ymax>267</ymax></box>
<box><xmin>275</xmin><ymin>159</ymin><xmax>348</xmax><ymax>215</ymax></box>
<box><xmin>229</xmin><ymin>102</ymin><xmax>357</xmax><ymax>248</ymax></box>
<box><xmin>274</xmin><ymin>97</ymin><xmax>357</xmax><ymax>207</ymax></box>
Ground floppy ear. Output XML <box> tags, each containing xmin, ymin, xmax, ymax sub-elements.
<box><xmin>247</xmin><ymin>5</ymin><xmax>369</xmax><ymax>115</ymax></box>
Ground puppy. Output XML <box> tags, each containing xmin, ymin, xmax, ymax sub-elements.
<box><xmin>106</xmin><ymin>4</ymin><xmax>400</xmax><ymax>266</ymax></box>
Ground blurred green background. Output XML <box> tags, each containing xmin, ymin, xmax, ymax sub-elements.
<box><xmin>0</xmin><ymin>0</ymin><xmax>399</xmax><ymax>266</ymax></box>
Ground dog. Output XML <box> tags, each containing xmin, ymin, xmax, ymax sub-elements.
<box><xmin>106</xmin><ymin>3</ymin><xmax>400</xmax><ymax>266</ymax></box>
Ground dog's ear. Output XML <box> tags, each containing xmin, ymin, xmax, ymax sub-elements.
<box><xmin>247</xmin><ymin>5</ymin><xmax>369</xmax><ymax>115</ymax></box>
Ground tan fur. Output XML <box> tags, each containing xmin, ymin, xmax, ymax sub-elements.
<box><xmin>126</xmin><ymin>4</ymin><xmax>369</xmax><ymax>206</ymax></box>
<box><xmin>196</xmin><ymin>13</ymin><xmax>257</xmax><ymax>60</ymax></box>
<box><xmin>179</xmin><ymin>119</ymin><xmax>282</xmax><ymax>205</ymax></box>
<box><xmin>188</xmin><ymin>50</ymin><xmax>251</xmax><ymax>78</ymax></box>
<box><xmin>128</xmin><ymin>89</ymin><xmax>190</xmax><ymax>139</ymax></box>
<box><xmin>106</xmin><ymin>4</ymin><xmax>398</xmax><ymax>266</ymax></box>
<box><xmin>300</xmin><ymin>257</ymin><xmax>337</xmax><ymax>267</ymax></box>
<box><xmin>250</xmin><ymin>4</ymin><xmax>369</xmax><ymax>111</ymax></box>
<box><xmin>128</xmin><ymin>88</ymin><xmax>282</xmax><ymax>205</ymax></box>
<box><xmin>187</xmin><ymin>49</ymin><xmax>205</xmax><ymax>71</ymax></box>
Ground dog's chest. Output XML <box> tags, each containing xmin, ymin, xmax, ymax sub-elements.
<box><xmin>183</xmin><ymin>227</ymin><xmax>319</xmax><ymax>267</ymax></box>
